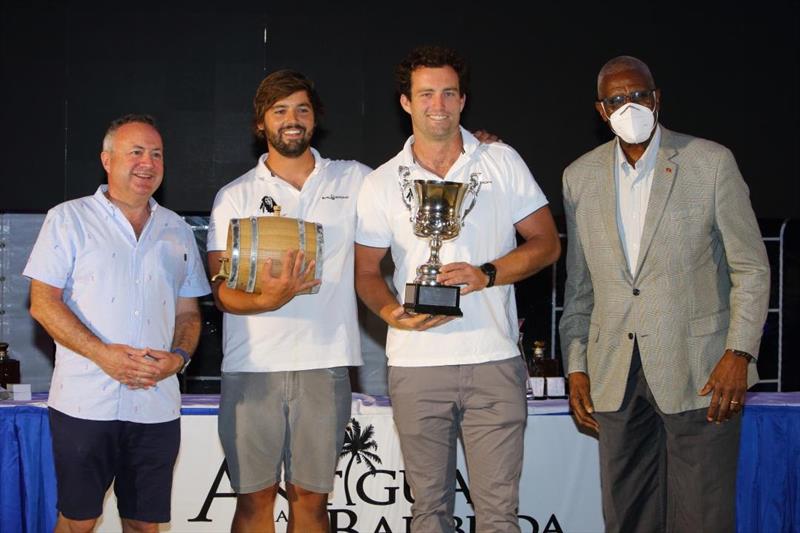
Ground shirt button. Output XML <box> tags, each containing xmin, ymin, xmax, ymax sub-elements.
<box><xmin>134</xmin><ymin>310</ymin><xmax>139</xmax><ymax>316</ymax></box>
<box><xmin>633</xmin><ymin>288</ymin><xmax>640</xmax><ymax>296</ymax></box>
<box><xmin>628</xmin><ymin>332</ymin><xmax>634</xmax><ymax>340</ymax></box>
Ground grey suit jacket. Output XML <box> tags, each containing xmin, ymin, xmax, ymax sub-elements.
<box><xmin>559</xmin><ymin>127</ymin><xmax>770</xmax><ymax>414</ymax></box>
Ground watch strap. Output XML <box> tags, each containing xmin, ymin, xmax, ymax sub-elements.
<box><xmin>480</xmin><ymin>262</ymin><xmax>497</xmax><ymax>288</ymax></box>
<box><xmin>730</xmin><ymin>349</ymin><xmax>754</xmax><ymax>363</ymax></box>
<box><xmin>171</xmin><ymin>348</ymin><xmax>191</xmax><ymax>374</ymax></box>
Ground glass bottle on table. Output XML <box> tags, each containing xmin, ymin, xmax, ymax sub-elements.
<box><xmin>517</xmin><ymin>320</ymin><xmax>534</xmax><ymax>399</ymax></box>
<box><xmin>528</xmin><ymin>340</ymin><xmax>547</xmax><ymax>400</ymax></box>
<box><xmin>0</xmin><ymin>342</ymin><xmax>21</xmax><ymax>389</ymax></box>
<box><xmin>542</xmin><ymin>349</ymin><xmax>567</xmax><ymax>399</ymax></box>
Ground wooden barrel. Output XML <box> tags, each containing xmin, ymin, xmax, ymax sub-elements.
<box><xmin>223</xmin><ymin>216</ymin><xmax>323</xmax><ymax>295</ymax></box>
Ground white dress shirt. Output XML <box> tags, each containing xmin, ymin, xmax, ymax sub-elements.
<box><xmin>615</xmin><ymin>126</ymin><xmax>662</xmax><ymax>276</ymax></box>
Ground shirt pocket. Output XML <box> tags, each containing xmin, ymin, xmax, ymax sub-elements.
<box><xmin>145</xmin><ymin>240</ymin><xmax>186</xmax><ymax>288</ymax></box>
<box><xmin>689</xmin><ymin>308</ymin><xmax>730</xmax><ymax>337</ymax></box>
<box><xmin>71</xmin><ymin>246</ymin><xmax>120</xmax><ymax>301</ymax></box>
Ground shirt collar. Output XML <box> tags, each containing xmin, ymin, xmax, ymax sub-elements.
<box><xmin>93</xmin><ymin>185</ymin><xmax>158</xmax><ymax>216</ymax></box>
<box><xmin>615</xmin><ymin>125</ymin><xmax>662</xmax><ymax>174</ymax></box>
<box><xmin>398</xmin><ymin>126</ymin><xmax>479</xmax><ymax>176</ymax></box>
<box><xmin>256</xmin><ymin>147</ymin><xmax>328</xmax><ymax>183</ymax></box>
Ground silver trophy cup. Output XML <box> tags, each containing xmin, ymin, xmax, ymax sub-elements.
<box><xmin>400</xmin><ymin>172</ymin><xmax>481</xmax><ymax>316</ymax></box>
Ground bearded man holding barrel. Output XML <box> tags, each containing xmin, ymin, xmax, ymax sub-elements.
<box><xmin>206</xmin><ymin>70</ymin><xmax>371</xmax><ymax>533</ymax></box>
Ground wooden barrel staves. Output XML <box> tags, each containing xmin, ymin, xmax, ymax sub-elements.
<box><xmin>215</xmin><ymin>216</ymin><xmax>323</xmax><ymax>295</ymax></box>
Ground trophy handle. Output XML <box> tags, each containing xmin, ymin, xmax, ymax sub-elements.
<box><xmin>461</xmin><ymin>173</ymin><xmax>482</xmax><ymax>223</ymax></box>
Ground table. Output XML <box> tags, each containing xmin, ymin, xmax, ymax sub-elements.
<box><xmin>736</xmin><ymin>393</ymin><xmax>800</xmax><ymax>532</ymax></box>
<box><xmin>1</xmin><ymin>392</ymin><xmax>797</xmax><ymax>532</ymax></box>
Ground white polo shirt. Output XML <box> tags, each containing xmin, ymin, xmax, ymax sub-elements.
<box><xmin>23</xmin><ymin>186</ymin><xmax>211</xmax><ymax>423</ymax></box>
<box><xmin>356</xmin><ymin>128</ymin><xmax>548</xmax><ymax>367</ymax></box>
<box><xmin>207</xmin><ymin>149</ymin><xmax>369</xmax><ymax>372</ymax></box>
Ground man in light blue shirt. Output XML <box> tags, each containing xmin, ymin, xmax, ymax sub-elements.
<box><xmin>24</xmin><ymin>114</ymin><xmax>210</xmax><ymax>532</ymax></box>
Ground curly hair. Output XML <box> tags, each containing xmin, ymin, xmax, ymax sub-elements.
<box><xmin>252</xmin><ymin>69</ymin><xmax>324</xmax><ymax>140</ymax></box>
<box><xmin>395</xmin><ymin>45</ymin><xmax>469</xmax><ymax>99</ymax></box>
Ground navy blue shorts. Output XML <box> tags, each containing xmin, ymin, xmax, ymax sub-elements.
<box><xmin>49</xmin><ymin>408</ymin><xmax>180</xmax><ymax>523</ymax></box>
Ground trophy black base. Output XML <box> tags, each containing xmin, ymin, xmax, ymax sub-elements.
<box><xmin>403</xmin><ymin>283</ymin><xmax>463</xmax><ymax>317</ymax></box>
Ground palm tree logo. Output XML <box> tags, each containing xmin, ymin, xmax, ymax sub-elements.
<box><xmin>340</xmin><ymin>417</ymin><xmax>382</xmax><ymax>506</ymax></box>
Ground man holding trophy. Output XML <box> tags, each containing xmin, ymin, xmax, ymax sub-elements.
<box><xmin>355</xmin><ymin>46</ymin><xmax>561</xmax><ymax>532</ymax></box>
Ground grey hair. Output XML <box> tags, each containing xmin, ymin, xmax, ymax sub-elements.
<box><xmin>597</xmin><ymin>56</ymin><xmax>656</xmax><ymax>98</ymax></box>
<box><xmin>102</xmin><ymin>114</ymin><xmax>158</xmax><ymax>151</ymax></box>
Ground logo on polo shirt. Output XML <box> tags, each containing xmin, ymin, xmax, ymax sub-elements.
<box><xmin>321</xmin><ymin>194</ymin><xmax>349</xmax><ymax>200</ymax></box>
<box><xmin>472</xmin><ymin>171</ymin><xmax>492</xmax><ymax>186</ymax></box>
<box><xmin>259</xmin><ymin>195</ymin><xmax>277</xmax><ymax>213</ymax></box>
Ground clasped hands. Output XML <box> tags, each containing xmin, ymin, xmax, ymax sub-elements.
<box><xmin>97</xmin><ymin>344</ymin><xmax>185</xmax><ymax>390</ymax></box>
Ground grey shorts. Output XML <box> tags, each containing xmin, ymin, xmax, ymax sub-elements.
<box><xmin>218</xmin><ymin>367</ymin><xmax>352</xmax><ymax>494</ymax></box>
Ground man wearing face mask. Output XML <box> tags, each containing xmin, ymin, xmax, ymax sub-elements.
<box><xmin>560</xmin><ymin>56</ymin><xmax>769</xmax><ymax>532</ymax></box>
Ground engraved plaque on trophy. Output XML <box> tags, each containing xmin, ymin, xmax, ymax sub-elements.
<box><xmin>399</xmin><ymin>168</ymin><xmax>481</xmax><ymax>317</ymax></box>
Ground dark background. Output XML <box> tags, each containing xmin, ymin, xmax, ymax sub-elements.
<box><xmin>2</xmin><ymin>1</ymin><xmax>798</xmax><ymax>390</ymax></box>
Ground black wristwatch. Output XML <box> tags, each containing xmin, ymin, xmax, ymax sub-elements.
<box><xmin>479</xmin><ymin>262</ymin><xmax>497</xmax><ymax>288</ymax></box>
<box><xmin>730</xmin><ymin>349</ymin><xmax>755</xmax><ymax>363</ymax></box>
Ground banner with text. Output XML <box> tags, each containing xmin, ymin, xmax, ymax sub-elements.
<box><xmin>97</xmin><ymin>406</ymin><xmax>603</xmax><ymax>532</ymax></box>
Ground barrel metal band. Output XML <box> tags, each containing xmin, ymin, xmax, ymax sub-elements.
<box><xmin>246</xmin><ymin>217</ymin><xmax>259</xmax><ymax>293</ymax></box>
<box><xmin>228</xmin><ymin>219</ymin><xmax>241</xmax><ymax>289</ymax></box>
<box><xmin>298</xmin><ymin>220</ymin><xmax>307</xmax><ymax>274</ymax></box>
<box><xmin>314</xmin><ymin>223</ymin><xmax>324</xmax><ymax>283</ymax></box>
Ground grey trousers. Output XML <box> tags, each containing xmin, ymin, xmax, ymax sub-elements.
<box><xmin>388</xmin><ymin>357</ymin><xmax>528</xmax><ymax>533</ymax></box>
<box><xmin>594</xmin><ymin>344</ymin><xmax>741</xmax><ymax>533</ymax></box>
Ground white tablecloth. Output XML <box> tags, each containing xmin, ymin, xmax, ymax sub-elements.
<box><xmin>93</xmin><ymin>393</ymin><xmax>603</xmax><ymax>532</ymax></box>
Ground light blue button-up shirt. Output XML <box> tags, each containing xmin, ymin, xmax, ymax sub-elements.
<box><xmin>24</xmin><ymin>186</ymin><xmax>211</xmax><ymax>422</ymax></box>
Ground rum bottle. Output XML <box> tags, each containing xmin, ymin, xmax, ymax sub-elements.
<box><xmin>0</xmin><ymin>342</ymin><xmax>21</xmax><ymax>389</ymax></box>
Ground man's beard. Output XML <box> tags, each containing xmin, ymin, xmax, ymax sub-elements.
<box><xmin>267</xmin><ymin>125</ymin><xmax>313</xmax><ymax>157</ymax></box>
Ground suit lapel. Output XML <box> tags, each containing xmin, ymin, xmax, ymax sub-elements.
<box><xmin>634</xmin><ymin>129</ymin><xmax>678</xmax><ymax>281</ymax></box>
<box><xmin>597</xmin><ymin>142</ymin><xmax>632</xmax><ymax>281</ymax></box>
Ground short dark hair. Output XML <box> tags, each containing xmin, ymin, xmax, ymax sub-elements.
<box><xmin>102</xmin><ymin>114</ymin><xmax>158</xmax><ymax>151</ymax></box>
<box><xmin>597</xmin><ymin>56</ymin><xmax>656</xmax><ymax>98</ymax></box>
<box><xmin>252</xmin><ymin>69</ymin><xmax>324</xmax><ymax>139</ymax></box>
<box><xmin>395</xmin><ymin>45</ymin><xmax>469</xmax><ymax>99</ymax></box>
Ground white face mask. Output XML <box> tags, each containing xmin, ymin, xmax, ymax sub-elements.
<box><xmin>607</xmin><ymin>103</ymin><xmax>656</xmax><ymax>144</ymax></box>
